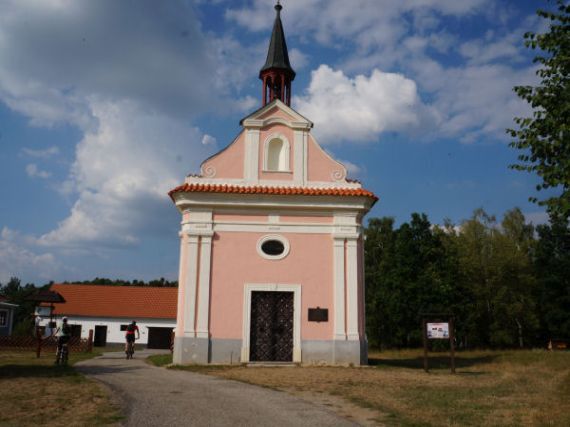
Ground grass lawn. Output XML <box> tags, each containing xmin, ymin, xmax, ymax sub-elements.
<box><xmin>161</xmin><ymin>349</ymin><xmax>570</xmax><ymax>426</ymax></box>
<box><xmin>146</xmin><ymin>353</ymin><xmax>173</xmax><ymax>367</ymax></box>
<box><xmin>0</xmin><ymin>350</ymin><xmax>122</xmax><ymax>427</ymax></box>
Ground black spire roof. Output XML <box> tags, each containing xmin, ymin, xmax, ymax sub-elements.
<box><xmin>259</xmin><ymin>2</ymin><xmax>296</xmax><ymax>79</ymax></box>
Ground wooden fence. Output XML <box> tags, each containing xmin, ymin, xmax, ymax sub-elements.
<box><xmin>0</xmin><ymin>329</ymin><xmax>93</xmax><ymax>353</ymax></box>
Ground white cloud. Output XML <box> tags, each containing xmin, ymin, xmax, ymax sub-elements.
<box><xmin>341</xmin><ymin>160</ymin><xmax>362</xmax><ymax>177</ymax></box>
<box><xmin>21</xmin><ymin>146</ymin><xmax>60</xmax><ymax>159</ymax></box>
<box><xmin>524</xmin><ymin>211</ymin><xmax>550</xmax><ymax>226</ymax></box>
<box><xmin>201</xmin><ymin>134</ymin><xmax>217</xmax><ymax>146</ymax></box>
<box><xmin>0</xmin><ymin>0</ymin><xmax>220</xmax><ymax>127</ymax></box>
<box><xmin>290</xmin><ymin>48</ymin><xmax>309</xmax><ymax>70</ymax></box>
<box><xmin>37</xmin><ymin>100</ymin><xmax>212</xmax><ymax>248</ymax></box>
<box><xmin>427</xmin><ymin>64</ymin><xmax>536</xmax><ymax>143</ymax></box>
<box><xmin>295</xmin><ymin>65</ymin><xmax>436</xmax><ymax>143</ymax></box>
<box><xmin>0</xmin><ymin>0</ymin><xmax>232</xmax><ymax>252</ymax></box>
<box><xmin>0</xmin><ymin>227</ymin><xmax>59</xmax><ymax>284</ymax></box>
<box><xmin>459</xmin><ymin>32</ymin><xmax>523</xmax><ymax>65</ymax></box>
<box><xmin>235</xmin><ymin>96</ymin><xmax>258</xmax><ymax>113</ymax></box>
<box><xmin>227</xmin><ymin>0</ymin><xmax>533</xmax><ymax>145</ymax></box>
<box><xmin>227</xmin><ymin>0</ymin><xmax>489</xmax><ymax>42</ymax></box>
<box><xmin>25</xmin><ymin>163</ymin><xmax>51</xmax><ymax>179</ymax></box>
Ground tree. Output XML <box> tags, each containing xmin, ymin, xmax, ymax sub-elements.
<box><xmin>534</xmin><ymin>216</ymin><xmax>570</xmax><ymax>341</ymax></box>
<box><xmin>364</xmin><ymin>217</ymin><xmax>397</xmax><ymax>349</ymax></box>
<box><xmin>494</xmin><ymin>209</ymin><xmax>538</xmax><ymax>347</ymax></box>
<box><xmin>0</xmin><ymin>277</ymin><xmax>44</xmax><ymax>331</ymax></box>
<box><xmin>364</xmin><ymin>214</ymin><xmax>461</xmax><ymax>349</ymax></box>
<box><xmin>64</xmin><ymin>278</ymin><xmax>178</xmax><ymax>287</ymax></box>
<box><xmin>509</xmin><ymin>0</ymin><xmax>570</xmax><ymax>220</ymax></box>
<box><xmin>456</xmin><ymin>209</ymin><xmax>538</xmax><ymax>347</ymax></box>
<box><xmin>456</xmin><ymin>209</ymin><xmax>498</xmax><ymax>347</ymax></box>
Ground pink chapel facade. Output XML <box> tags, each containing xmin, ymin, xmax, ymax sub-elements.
<box><xmin>169</xmin><ymin>4</ymin><xmax>377</xmax><ymax>365</ymax></box>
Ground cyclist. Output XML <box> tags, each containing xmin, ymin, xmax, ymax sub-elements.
<box><xmin>125</xmin><ymin>320</ymin><xmax>140</xmax><ymax>358</ymax></box>
<box><xmin>53</xmin><ymin>316</ymin><xmax>71</xmax><ymax>364</ymax></box>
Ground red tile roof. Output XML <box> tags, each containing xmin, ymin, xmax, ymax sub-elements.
<box><xmin>169</xmin><ymin>183</ymin><xmax>378</xmax><ymax>201</ymax></box>
<box><xmin>47</xmin><ymin>284</ymin><xmax>177</xmax><ymax>319</ymax></box>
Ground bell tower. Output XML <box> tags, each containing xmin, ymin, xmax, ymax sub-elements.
<box><xmin>260</xmin><ymin>1</ymin><xmax>296</xmax><ymax>106</ymax></box>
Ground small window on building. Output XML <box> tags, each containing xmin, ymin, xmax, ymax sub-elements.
<box><xmin>120</xmin><ymin>324</ymin><xmax>128</xmax><ymax>331</ymax></box>
<box><xmin>257</xmin><ymin>235</ymin><xmax>290</xmax><ymax>260</ymax></box>
<box><xmin>266</xmin><ymin>138</ymin><xmax>288</xmax><ymax>171</ymax></box>
<box><xmin>262</xmin><ymin>239</ymin><xmax>285</xmax><ymax>256</ymax></box>
<box><xmin>0</xmin><ymin>310</ymin><xmax>7</xmax><ymax>327</ymax></box>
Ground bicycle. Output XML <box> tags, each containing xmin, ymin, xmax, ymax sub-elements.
<box><xmin>126</xmin><ymin>339</ymin><xmax>136</xmax><ymax>359</ymax></box>
<box><xmin>55</xmin><ymin>340</ymin><xmax>69</xmax><ymax>365</ymax></box>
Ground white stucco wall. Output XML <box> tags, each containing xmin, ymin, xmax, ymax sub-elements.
<box><xmin>35</xmin><ymin>313</ymin><xmax>175</xmax><ymax>345</ymax></box>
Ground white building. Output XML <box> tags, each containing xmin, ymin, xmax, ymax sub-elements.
<box><xmin>39</xmin><ymin>284</ymin><xmax>177</xmax><ymax>348</ymax></box>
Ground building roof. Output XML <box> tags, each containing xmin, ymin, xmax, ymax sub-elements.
<box><xmin>26</xmin><ymin>289</ymin><xmax>66</xmax><ymax>303</ymax></box>
<box><xmin>0</xmin><ymin>301</ymin><xmax>18</xmax><ymax>308</ymax></box>
<box><xmin>0</xmin><ymin>295</ymin><xmax>18</xmax><ymax>307</ymax></box>
<box><xmin>169</xmin><ymin>183</ymin><xmax>378</xmax><ymax>201</ymax></box>
<box><xmin>259</xmin><ymin>2</ymin><xmax>295</xmax><ymax>79</ymax></box>
<box><xmin>239</xmin><ymin>98</ymin><xmax>312</xmax><ymax>127</ymax></box>
<box><xmin>46</xmin><ymin>284</ymin><xmax>177</xmax><ymax>319</ymax></box>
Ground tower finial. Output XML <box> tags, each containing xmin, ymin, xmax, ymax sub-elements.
<box><xmin>260</xmin><ymin>0</ymin><xmax>295</xmax><ymax>106</ymax></box>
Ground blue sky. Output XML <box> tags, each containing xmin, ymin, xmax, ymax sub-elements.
<box><xmin>0</xmin><ymin>0</ymin><xmax>550</xmax><ymax>285</ymax></box>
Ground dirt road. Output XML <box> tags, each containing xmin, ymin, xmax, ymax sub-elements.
<box><xmin>76</xmin><ymin>350</ymin><xmax>357</xmax><ymax>426</ymax></box>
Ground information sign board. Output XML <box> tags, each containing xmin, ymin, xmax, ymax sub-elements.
<box><xmin>426</xmin><ymin>322</ymin><xmax>449</xmax><ymax>339</ymax></box>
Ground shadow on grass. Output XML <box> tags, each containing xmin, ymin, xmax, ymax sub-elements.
<box><xmin>1</xmin><ymin>359</ymin><xmax>140</xmax><ymax>379</ymax></box>
<box><xmin>0</xmin><ymin>364</ymin><xmax>80</xmax><ymax>378</ymax></box>
<box><xmin>369</xmin><ymin>354</ymin><xmax>498</xmax><ymax>370</ymax></box>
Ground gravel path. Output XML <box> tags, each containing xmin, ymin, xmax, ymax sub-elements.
<box><xmin>76</xmin><ymin>350</ymin><xmax>357</xmax><ymax>427</ymax></box>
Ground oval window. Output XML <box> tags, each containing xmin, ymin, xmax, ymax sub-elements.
<box><xmin>261</xmin><ymin>239</ymin><xmax>285</xmax><ymax>256</ymax></box>
<box><xmin>257</xmin><ymin>235</ymin><xmax>290</xmax><ymax>260</ymax></box>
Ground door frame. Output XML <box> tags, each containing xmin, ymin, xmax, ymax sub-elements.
<box><xmin>241</xmin><ymin>284</ymin><xmax>301</xmax><ymax>363</ymax></box>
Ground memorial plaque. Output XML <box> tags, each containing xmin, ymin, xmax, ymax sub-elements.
<box><xmin>308</xmin><ymin>307</ymin><xmax>328</xmax><ymax>322</ymax></box>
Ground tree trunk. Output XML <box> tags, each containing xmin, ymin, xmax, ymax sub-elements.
<box><xmin>515</xmin><ymin>318</ymin><xmax>524</xmax><ymax>348</ymax></box>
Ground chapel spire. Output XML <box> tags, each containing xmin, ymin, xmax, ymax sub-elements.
<box><xmin>260</xmin><ymin>1</ymin><xmax>295</xmax><ymax>107</ymax></box>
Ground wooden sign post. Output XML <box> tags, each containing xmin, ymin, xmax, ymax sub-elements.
<box><xmin>422</xmin><ymin>314</ymin><xmax>455</xmax><ymax>374</ymax></box>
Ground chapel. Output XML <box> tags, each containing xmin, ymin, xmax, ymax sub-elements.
<box><xmin>169</xmin><ymin>2</ymin><xmax>377</xmax><ymax>365</ymax></box>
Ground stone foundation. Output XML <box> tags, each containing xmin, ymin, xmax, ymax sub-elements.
<box><xmin>173</xmin><ymin>337</ymin><xmax>367</xmax><ymax>366</ymax></box>
<box><xmin>172</xmin><ymin>336</ymin><xmax>209</xmax><ymax>364</ymax></box>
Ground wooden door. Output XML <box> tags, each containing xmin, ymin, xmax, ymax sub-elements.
<box><xmin>147</xmin><ymin>327</ymin><xmax>173</xmax><ymax>349</ymax></box>
<box><xmin>93</xmin><ymin>325</ymin><xmax>107</xmax><ymax>347</ymax></box>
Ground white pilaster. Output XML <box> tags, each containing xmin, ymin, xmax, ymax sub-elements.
<box><xmin>244</xmin><ymin>129</ymin><xmax>260</xmax><ymax>184</ymax></box>
<box><xmin>183</xmin><ymin>235</ymin><xmax>200</xmax><ymax>336</ymax></box>
<box><xmin>333</xmin><ymin>237</ymin><xmax>346</xmax><ymax>340</ymax></box>
<box><xmin>293</xmin><ymin>130</ymin><xmax>305</xmax><ymax>185</ymax></box>
<box><xmin>175</xmin><ymin>231</ymin><xmax>187</xmax><ymax>336</ymax></box>
<box><xmin>196</xmin><ymin>235</ymin><xmax>213</xmax><ymax>339</ymax></box>
<box><xmin>303</xmin><ymin>131</ymin><xmax>308</xmax><ymax>184</ymax></box>
<box><xmin>346</xmin><ymin>238</ymin><xmax>359</xmax><ymax>340</ymax></box>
